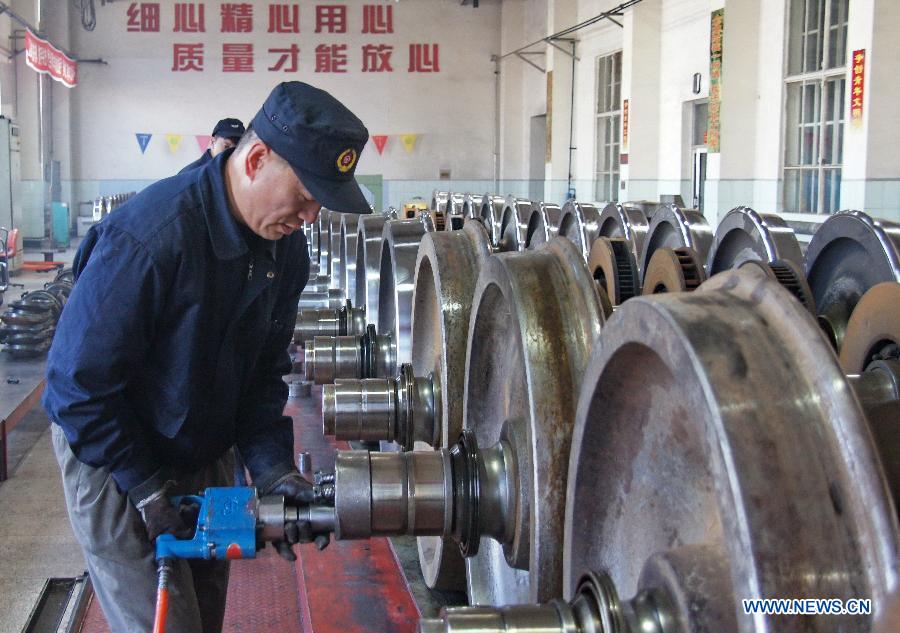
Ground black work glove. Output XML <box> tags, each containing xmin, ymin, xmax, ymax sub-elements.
<box><xmin>262</xmin><ymin>470</ymin><xmax>315</xmax><ymax>505</ymax></box>
<box><xmin>133</xmin><ymin>487</ymin><xmax>196</xmax><ymax>543</ymax></box>
<box><xmin>259</xmin><ymin>470</ymin><xmax>322</xmax><ymax>561</ymax></box>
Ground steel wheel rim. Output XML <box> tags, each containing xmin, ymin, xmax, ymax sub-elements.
<box><xmin>463</xmin><ymin>237</ymin><xmax>605</xmax><ymax>605</ymax></box>
<box><xmin>565</xmin><ymin>269</ymin><xmax>898</xmax><ymax>628</ymax></box>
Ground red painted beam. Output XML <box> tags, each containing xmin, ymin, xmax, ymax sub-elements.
<box><xmin>286</xmin><ymin>391</ymin><xmax>421</xmax><ymax>633</ymax></box>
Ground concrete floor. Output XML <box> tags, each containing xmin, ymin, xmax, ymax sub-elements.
<box><xmin>0</xmin><ymin>243</ymin><xmax>85</xmax><ymax>633</ymax></box>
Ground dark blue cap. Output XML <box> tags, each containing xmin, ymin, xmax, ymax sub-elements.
<box><xmin>251</xmin><ymin>82</ymin><xmax>371</xmax><ymax>214</ymax></box>
<box><xmin>212</xmin><ymin>117</ymin><xmax>245</xmax><ymax>141</ymax></box>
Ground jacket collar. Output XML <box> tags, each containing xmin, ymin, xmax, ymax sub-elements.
<box><xmin>199</xmin><ymin>149</ymin><xmax>279</xmax><ymax>262</ymax></box>
<box><xmin>199</xmin><ymin>148</ymin><xmax>248</xmax><ymax>261</ymax></box>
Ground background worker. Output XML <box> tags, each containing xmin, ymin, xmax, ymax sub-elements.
<box><xmin>179</xmin><ymin>117</ymin><xmax>246</xmax><ymax>173</ymax></box>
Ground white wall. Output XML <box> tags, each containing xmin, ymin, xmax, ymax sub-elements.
<box><xmin>67</xmin><ymin>1</ymin><xmax>500</xmax><ymax>183</ymax></box>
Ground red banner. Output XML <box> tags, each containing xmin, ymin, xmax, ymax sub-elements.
<box><xmin>850</xmin><ymin>49</ymin><xmax>865</xmax><ymax>128</ymax></box>
<box><xmin>25</xmin><ymin>29</ymin><xmax>77</xmax><ymax>88</ymax></box>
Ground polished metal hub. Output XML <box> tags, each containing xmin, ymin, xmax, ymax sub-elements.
<box><xmin>331</xmin><ymin>428</ymin><xmax>523</xmax><ymax>562</ymax></box>
<box><xmin>294</xmin><ymin>300</ymin><xmax>366</xmax><ymax>347</ymax></box>
<box><xmin>322</xmin><ymin>363</ymin><xmax>437</xmax><ymax>446</ymax></box>
<box><xmin>305</xmin><ymin>324</ymin><xmax>394</xmax><ymax>384</ymax></box>
<box><xmin>418</xmin><ymin>571</ymin><xmax>673</xmax><ymax>633</ymax></box>
<box><xmin>297</xmin><ymin>288</ymin><xmax>344</xmax><ymax>310</ymax></box>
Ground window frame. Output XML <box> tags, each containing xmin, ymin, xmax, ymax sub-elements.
<box><xmin>594</xmin><ymin>51</ymin><xmax>622</xmax><ymax>203</ymax></box>
<box><xmin>782</xmin><ymin>0</ymin><xmax>849</xmax><ymax>214</ymax></box>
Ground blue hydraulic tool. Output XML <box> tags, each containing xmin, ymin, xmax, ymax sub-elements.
<box><xmin>152</xmin><ymin>486</ymin><xmax>335</xmax><ymax>633</ymax></box>
<box><xmin>156</xmin><ymin>487</ymin><xmax>260</xmax><ymax>562</ymax></box>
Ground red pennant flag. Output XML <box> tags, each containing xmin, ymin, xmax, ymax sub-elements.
<box><xmin>372</xmin><ymin>135</ymin><xmax>388</xmax><ymax>155</ymax></box>
<box><xmin>196</xmin><ymin>135</ymin><xmax>212</xmax><ymax>152</ymax></box>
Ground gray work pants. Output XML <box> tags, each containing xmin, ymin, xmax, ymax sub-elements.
<box><xmin>52</xmin><ymin>424</ymin><xmax>232</xmax><ymax>633</ymax></box>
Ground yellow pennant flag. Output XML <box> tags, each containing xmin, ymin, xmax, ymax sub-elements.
<box><xmin>400</xmin><ymin>134</ymin><xmax>419</xmax><ymax>155</ymax></box>
<box><xmin>165</xmin><ymin>134</ymin><xmax>183</xmax><ymax>154</ymax></box>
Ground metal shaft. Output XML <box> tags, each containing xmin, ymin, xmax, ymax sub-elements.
<box><xmin>331</xmin><ymin>431</ymin><xmax>518</xmax><ymax>560</ymax></box>
<box><xmin>305</xmin><ymin>324</ymin><xmax>395</xmax><ymax>384</ymax></box>
<box><xmin>298</xmin><ymin>289</ymin><xmax>344</xmax><ymax>310</ymax></box>
<box><xmin>333</xmin><ymin>450</ymin><xmax>453</xmax><ymax>540</ymax></box>
<box><xmin>294</xmin><ymin>302</ymin><xmax>366</xmax><ymax>346</ymax></box>
<box><xmin>417</xmin><ymin>572</ymin><xmax>671</xmax><ymax>633</ymax></box>
<box><xmin>321</xmin><ymin>363</ymin><xmax>437</xmax><ymax>448</ymax></box>
<box><xmin>303</xmin><ymin>273</ymin><xmax>331</xmax><ymax>294</ymax></box>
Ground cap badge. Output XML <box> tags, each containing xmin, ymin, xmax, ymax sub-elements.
<box><xmin>337</xmin><ymin>148</ymin><xmax>358</xmax><ymax>173</ymax></box>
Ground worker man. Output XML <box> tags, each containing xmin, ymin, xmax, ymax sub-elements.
<box><xmin>43</xmin><ymin>82</ymin><xmax>369</xmax><ymax>633</ymax></box>
<box><xmin>179</xmin><ymin>117</ymin><xmax>246</xmax><ymax>173</ymax></box>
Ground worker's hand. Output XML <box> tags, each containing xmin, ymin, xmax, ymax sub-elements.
<box><xmin>261</xmin><ymin>470</ymin><xmax>315</xmax><ymax>506</ymax></box>
<box><xmin>259</xmin><ymin>470</ymin><xmax>319</xmax><ymax>561</ymax></box>
<box><xmin>135</xmin><ymin>490</ymin><xmax>196</xmax><ymax>543</ymax></box>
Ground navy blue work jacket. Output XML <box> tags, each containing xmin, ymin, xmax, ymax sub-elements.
<box><xmin>178</xmin><ymin>149</ymin><xmax>212</xmax><ymax>174</ymax></box>
<box><xmin>43</xmin><ymin>149</ymin><xmax>309</xmax><ymax>493</ymax></box>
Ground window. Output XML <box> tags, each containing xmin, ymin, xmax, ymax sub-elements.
<box><xmin>595</xmin><ymin>52</ymin><xmax>622</xmax><ymax>203</ymax></box>
<box><xmin>783</xmin><ymin>0</ymin><xmax>849</xmax><ymax>214</ymax></box>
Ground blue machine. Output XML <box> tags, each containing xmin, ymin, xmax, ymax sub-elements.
<box><xmin>155</xmin><ymin>487</ymin><xmax>260</xmax><ymax>562</ymax></box>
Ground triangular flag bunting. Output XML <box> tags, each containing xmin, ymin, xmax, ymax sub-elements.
<box><xmin>372</xmin><ymin>135</ymin><xmax>388</xmax><ymax>155</ymax></box>
<box><xmin>196</xmin><ymin>135</ymin><xmax>212</xmax><ymax>152</ymax></box>
<box><xmin>135</xmin><ymin>133</ymin><xmax>152</xmax><ymax>154</ymax></box>
<box><xmin>400</xmin><ymin>134</ymin><xmax>418</xmax><ymax>154</ymax></box>
<box><xmin>166</xmin><ymin>134</ymin><xmax>183</xmax><ymax>154</ymax></box>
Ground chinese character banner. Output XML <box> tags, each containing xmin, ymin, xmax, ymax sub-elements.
<box><xmin>25</xmin><ymin>29</ymin><xmax>78</xmax><ymax>88</ymax></box>
<box><xmin>707</xmin><ymin>9</ymin><xmax>724</xmax><ymax>153</ymax></box>
<box><xmin>850</xmin><ymin>49</ymin><xmax>865</xmax><ymax>128</ymax></box>
<box><xmin>121</xmin><ymin>2</ymin><xmax>442</xmax><ymax>76</ymax></box>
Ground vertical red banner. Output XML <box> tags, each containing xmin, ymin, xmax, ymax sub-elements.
<box><xmin>622</xmin><ymin>99</ymin><xmax>629</xmax><ymax>150</ymax></box>
<box><xmin>708</xmin><ymin>9</ymin><xmax>724</xmax><ymax>152</ymax></box>
<box><xmin>850</xmin><ymin>49</ymin><xmax>865</xmax><ymax>128</ymax></box>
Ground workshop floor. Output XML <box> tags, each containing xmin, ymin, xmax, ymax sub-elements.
<box><xmin>0</xmin><ymin>242</ymin><xmax>83</xmax><ymax>633</ymax></box>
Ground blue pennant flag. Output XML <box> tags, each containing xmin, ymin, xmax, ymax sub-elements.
<box><xmin>135</xmin><ymin>133</ymin><xmax>152</xmax><ymax>154</ymax></box>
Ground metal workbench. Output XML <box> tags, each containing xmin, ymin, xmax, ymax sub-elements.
<box><xmin>0</xmin><ymin>353</ymin><xmax>46</xmax><ymax>480</ymax></box>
